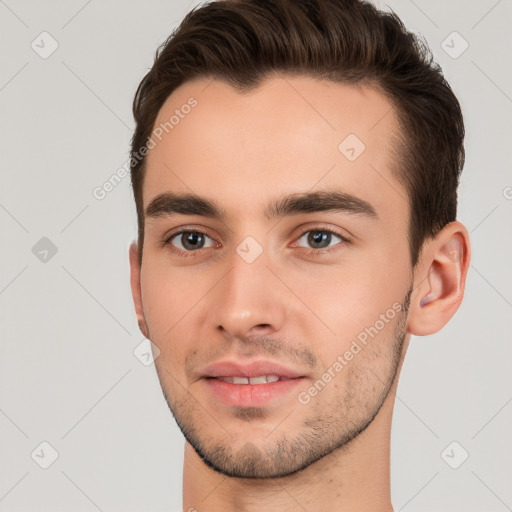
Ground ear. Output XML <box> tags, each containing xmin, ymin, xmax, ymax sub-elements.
<box><xmin>407</xmin><ymin>221</ymin><xmax>471</xmax><ymax>336</ymax></box>
<box><xmin>129</xmin><ymin>242</ymin><xmax>149</xmax><ymax>338</ymax></box>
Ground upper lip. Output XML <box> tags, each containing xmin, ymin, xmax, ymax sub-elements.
<box><xmin>201</xmin><ymin>360</ymin><xmax>306</xmax><ymax>379</ymax></box>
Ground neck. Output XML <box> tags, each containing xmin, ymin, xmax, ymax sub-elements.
<box><xmin>182</xmin><ymin>377</ymin><xmax>399</xmax><ymax>512</ymax></box>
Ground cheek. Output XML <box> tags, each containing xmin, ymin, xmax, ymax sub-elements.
<box><xmin>142</xmin><ymin>273</ymin><xmax>195</xmax><ymax>387</ymax></box>
<box><xmin>140</xmin><ymin>264</ymin><xmax>198</xmax><ymax>343</ymax></box>
<box><xmin>289</xmin><ymin>260</ymin><xmax>404</xmax><ymax>348</ymax></box>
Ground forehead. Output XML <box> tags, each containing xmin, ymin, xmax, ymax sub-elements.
<box><xmin>143</xmin><ymin>76</ymin><xmax>407</xmax><ymax>223</ymax></box>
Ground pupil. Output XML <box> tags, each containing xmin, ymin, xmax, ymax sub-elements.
<box><xmin>309</xmin><ymin>231</ymin><xmax>330</xmax><ymax>248</ymax></box>
<box><xmin>183</xmin><ymin>232</ymin><xmax>203</xmax><ymax>250</ymax></box>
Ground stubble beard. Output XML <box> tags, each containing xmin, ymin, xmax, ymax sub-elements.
<box><xmin>156</xmin><ymin>289</ymin><xmax>411</xmax><ymax>479</ymax></box>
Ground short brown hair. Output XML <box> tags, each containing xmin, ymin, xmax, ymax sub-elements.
<box><xmin>130</xmin><ymin>0</ymin><xmax>464</xmax><ymax>266</ymax></box>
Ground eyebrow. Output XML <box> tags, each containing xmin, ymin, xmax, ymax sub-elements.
<box><xmin>145</xmin><ymin>190</ymin><xmax>378</xmax><ymax>222</ymax></box>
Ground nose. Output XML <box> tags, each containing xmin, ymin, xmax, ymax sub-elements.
<box><xmin>210</xmin><ymin>245</ymin><xmax>288</xmax><ymax>341</ymax></box>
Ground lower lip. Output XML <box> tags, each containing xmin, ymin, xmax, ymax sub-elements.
<box><xmin>204</xmin><ymin>377</ymin><xmax>305</xmax><ymax>407</ymax></box>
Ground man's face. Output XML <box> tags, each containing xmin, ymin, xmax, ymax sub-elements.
<box><xmin>135</xmin><ymin>76</ymin><xmax>414</xmax><ymax>478</ymax></box>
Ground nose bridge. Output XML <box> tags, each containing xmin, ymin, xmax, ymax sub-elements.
<box><xmin>211</xmin><ymin>239</ymin><xmax>286</xmax><ymax>338</ymax></box>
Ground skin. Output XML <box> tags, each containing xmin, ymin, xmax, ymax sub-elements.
<box><xmin>129</xmin><ymin>76</ymin><xmax>471</xmax><ymax>511</ymax></box>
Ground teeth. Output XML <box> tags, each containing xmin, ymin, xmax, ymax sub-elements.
<box><xmin>217</xmin><ymin>375</ymin><xmax>281</xmax><ymax>384</ymax></box>
<box><xmin>249</xmin><ymin>376</ymin><xmax>268</xmax><ymax>385</ymax></box>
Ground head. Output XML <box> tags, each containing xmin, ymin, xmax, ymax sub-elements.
<box><xmin>129</xmin><ymin>0</ymin><xmax>470</xmax><ymax>478</ymax></box>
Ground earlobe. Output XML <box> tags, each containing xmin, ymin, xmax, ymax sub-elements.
<box><xmin>129</xmin><ymin>242</ymin><xmax>150</xmax><ymax>338</ymax></box>
<box><xmin>408</xmin><ymin>222</ymin><xmax>471</xmax><ymax>336</ymax></box>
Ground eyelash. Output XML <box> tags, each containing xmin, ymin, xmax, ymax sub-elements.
<box><xmin>162</xmin><ymin>226</ymin><xmax>349</xmax><ymax>258</ymax></box>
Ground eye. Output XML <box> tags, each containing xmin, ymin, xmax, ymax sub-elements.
<box><xmin>162</xmin><ymin>226</ymin><xmax>348</xmax><ymax>258</ymax></box>
<box><xmin>295</xmin><ymin>228</ymin><xmax>346</xmax><ymax>252</ymax></box>
<box><xmin>166</xmin><ymin>230</ymin><xmax>216</xmax><ymax>252</ymax></box>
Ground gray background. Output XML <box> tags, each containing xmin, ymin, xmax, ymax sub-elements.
<box><xmin>1</xmin><ymin>0</ymin><xmax>511</xmax><ymax>510</ymax></box>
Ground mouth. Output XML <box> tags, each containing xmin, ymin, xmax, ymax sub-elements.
<box><xmin>200</xmin><ymin>360</ymin><xmax>307</xmax><ymax>407</ymax></box>
<box><xmin>204</xmin><ymin>376</ymin><xmax>305</xmax><ymax>407</ymax></box>
<box><xmin>212</xmin><ymin>375</ymin><xmax>295</xmax><ymax>385</ymax></box>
